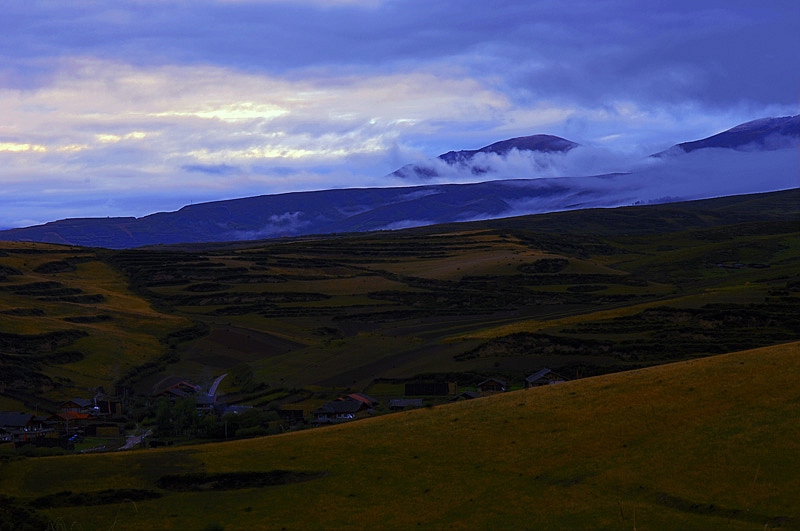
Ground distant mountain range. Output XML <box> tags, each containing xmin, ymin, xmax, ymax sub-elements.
<box><xmin>0</xmin><ymin>115</ymin><xmax>797</xmax><ymax>249</ymax></box>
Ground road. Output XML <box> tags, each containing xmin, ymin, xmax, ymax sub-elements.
<box><xmin>120</xmin><ymin>429</ymin><xmax>152</xmax><ymax>450</ymax></box>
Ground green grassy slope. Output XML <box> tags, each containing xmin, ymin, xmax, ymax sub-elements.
<box><xmin>1</xmin><ymin>190</ymin><xmax>797</xmax><ymax>406</ymax></box>
<box><xmin>109</xmin><ymin>189</ymin><xmax>799</xmax><ymax>394</ymax></box>
<box><xmin>0</xmin><ymin>242</ymin><xmax>190</xmax><ymax>406</ymax></box>
<box><xmin>1</xmin><ymin>340</ymin><xmax>798</xmax><ymax>530</ymax></box>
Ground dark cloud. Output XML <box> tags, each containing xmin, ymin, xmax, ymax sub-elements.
<box><xmin>4</xmin><ymin>1</ymin><xmax>797</xmax><ymax>107</ymax></box>
<box><xmin>1</xmin><ymin>0</ymin><xmax>797</xmax><ymax>227</ymax></box>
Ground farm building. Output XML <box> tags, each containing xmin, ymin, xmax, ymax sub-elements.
<box><xmin>60</xmin><ymin>398</ymin><xmax>94</xmax><ymax>414</ymax></box>
<box><xmin>152</xmin><ymin>379</ymin><xmax>203</xmax><ymax>402</ymax></box>
<box><xmin>477</xmin><ymin>378</ymin><xmax>507</xmax><ymax>396</ymax></box>
<box><xmin>524</xmin><ymin>368</ymin><xmax>568</xmax><ymax>388</ymax></box>
<box><xmin>312</xmin><ymin>400</ymin><xmax>366</xmax><ymax>424</ymax></box>
<box><xmin>0</xmin><ymin>411</ymin><xmax>52</xmax><ymax>443</ymax></box>
<box><xmin>341</xmin><ymin>392</ymin><xmax>379</xmax><ymax>407</ymax></box>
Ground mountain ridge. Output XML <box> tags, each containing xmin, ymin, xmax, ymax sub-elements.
<box><xmin>656</xmin><ymin>114</ymin><xmax>798</xmax><ymax>156</ymax></box>
<box><xmin>0</xmin><ymin>115</ymin><xmax>797</xmax><ymax>249</ymax></box>
<box><xmin>391</xmin><ymin>133</ymin><xmax>578</xmax><ymax>179</ymax></box>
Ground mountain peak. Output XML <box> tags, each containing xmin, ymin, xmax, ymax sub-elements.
<box><xmin>664</xmin><ymin>115</ymin><xmax>799</xmax><ymax>155</ymax></box>
<box><xmin>438</xmin><ymin>134</ymin><xmax>578</xmax><ymax>164</ymax></box>
<box><xmin>393</xmin><ymin>133</ymin><xmax>578</xmax><ymax>180</ymax></box>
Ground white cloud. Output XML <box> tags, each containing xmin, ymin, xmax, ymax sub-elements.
<box><xmin>0</xmin><ymin>57</ymin><xmax>520</xmax><ymax>225</ymax></box>
<box><xmin>0</xmin><ymin>142</ymin><xmax>47</xmax><ymax>153</ymax></box>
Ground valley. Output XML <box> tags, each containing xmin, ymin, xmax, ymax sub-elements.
<box><xmin>1</xmin><ymin>188</ymin><xmax>797</xmax><ymax>415</ymax></box>
<box><xmin>0</xmin><ymin>188</ymin><xmax>798</xmax><ymax>529</ymax></box>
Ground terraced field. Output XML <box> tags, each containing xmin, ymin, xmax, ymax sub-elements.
<box><xmin>0</xmin><ymin>242</ymin><xmax>190</xmax><ymax>408</ymax></box>
<box><xmin>1</xmin><ymin>189</ymin><xmax>798</xmax><ymax>409</ymax></box>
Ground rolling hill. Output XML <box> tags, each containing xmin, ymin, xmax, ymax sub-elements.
<box><xmin>1</xmin><ymin>340</ymin><xmax>798</xmax><ymax>530</ymax></box>
<box><xmin>1</xmin><ymin>188</ymin><xmax>797</xmax><ymax>411</ymax></box>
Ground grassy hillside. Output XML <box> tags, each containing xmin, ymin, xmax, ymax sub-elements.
<box><xmin>0</xmin><ymin>242</ymin><xmax>190</xmax><ymax>407</ymax></box>
<box><xmin>1</xmin><ymin>340</ymin><xmax>798</xmax><ymax>530</ymax></box>
<box><xmin>2</xmin><ymin>189</ymin><xmax>797</xmax><ymax>408</ymax></box>
<box><xmin>106</xmin><ymin>189</ymin><xmax>799</xmax><ymax>397</ymax></box>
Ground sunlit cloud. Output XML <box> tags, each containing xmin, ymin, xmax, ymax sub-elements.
<box><xmin>0</xmin><ymin>57</ymin><xmax>518</xmax><ymax>183</ymax></box>
<box><xmin>151</xmin><ymin>103</ymin><xmax>289</xmax><ymax>123</ymax></box>
<box><xmin>0</xmin><ymin>142</ymin><xmax>47</xmax><ymax>153</ymax></box>
<box><xmin>95</xmin><ymin>131</ymin><xmax>151</xmax><ymax>143</ymax></box>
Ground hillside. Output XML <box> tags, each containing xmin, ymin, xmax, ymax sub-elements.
<box><xmin>120</xmin><ymin>189</ymin><xmax>800</xmax><ymax>391</ymax></box>
<box><xmin>0</xmin><ymin>242</ymin><xmax>191</xmax><ymax>410</ymax></box>
<box><xmin>1</xmin><ymin>189</ymin><xmax>798</xmax><ymax>410</ymax></box>
<box><xmin>1</xmin><ymin>340</ymin><xmax>798</xmax><ymax>530</ymax></box>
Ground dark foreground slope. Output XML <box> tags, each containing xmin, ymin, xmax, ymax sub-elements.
<box><xmin>1</xmin><ymin>340</ymin><xmax>798</xmax><ymax>530</ymax></box>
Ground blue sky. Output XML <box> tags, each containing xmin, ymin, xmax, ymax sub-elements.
<box><xmin>1</xmin><ymin>0</ymin><xmax>798</xmax><ymax>228</ymax></box>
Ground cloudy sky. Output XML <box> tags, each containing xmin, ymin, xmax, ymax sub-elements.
<box><xmin>1</xmin><ymin>0</ymin><xmax>798</xmax><ymax>228</ymax></box>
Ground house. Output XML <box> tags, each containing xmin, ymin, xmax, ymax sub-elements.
<box><xmin>524</xmin><ymin>368</ymin><xmax>567</xmax><ymax>388</ymax></box>
<box><xmin>0</xmin><ymin>411</ymin><xmax>51</xmax><ymax>443</ymax></box>
<box><xmin>60</xmin><ymin>398</ymin><xmax>94</xmax><ymax>414</ymax></box>
<box><xmin>389</xmin><ymin>398</ymin><xmax>424</xmax><ymax>410</ymax></box>
<box><xmin>340</xmin><ymin>392</ymin><xmax>379</xmax><ymax>408</ymax></box>
<box><xmin>48</xmin><ymin>411</ymin><xmax>94</xmax><ymax>433</ymax></box>
<box><xmin>312</xmin><ymin>400</ymin><xmax>367</xmax><ymax>425</ymax></box>
<box><xmin>477</xmin><ymin>378</ymin><xmax>507</xmax><ymax>396</ymax></box>
<box><xmin>153</xmin><ymin>379</ymin><xmax>202</xmax><ymax>402</ymax></box>
<box><xmin>61</xmin><ymin>396</ymin><xmax>122</xmax><ymax>417</ymax></box>
<box><xmin>195</xmin><ymin>394</ymin><xmax>216</xmax><ymax>412</ymax></box>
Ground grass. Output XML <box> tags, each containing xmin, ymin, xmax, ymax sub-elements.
<box><xmin>0</xmin><ymin>243</ymin><xmax>191</xmax><ymax>401</ymax></box>
<box><xmin>1</xmin><ymin>340</ymin><xmax>798</xmax><ymax>529</ymax></box>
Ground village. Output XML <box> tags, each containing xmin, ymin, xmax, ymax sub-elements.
<box><xmin>0</xmin><ymin>368</ymin><xmax>567</xmax><ymax>453</ymax></box>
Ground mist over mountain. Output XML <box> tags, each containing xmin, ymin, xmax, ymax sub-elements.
<box><xmin>0</xmin><ymin>116</ymin><xmax>797</xmax><ymax>249</ymax></box>
<box><xmin>656</xmin><ymin>115</ymin><xmax>799</xmax><ymax>156</ymax></box>
<box><xmin>392</xmin><ymin>134</ymin><xmax>579</xmax><ymax>180</ymax></box>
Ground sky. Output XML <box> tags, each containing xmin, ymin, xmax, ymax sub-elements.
<box><xmin>1</xmin><ymin>0</ymin><xmax>798</xmax><ymax>229</ymax></box>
